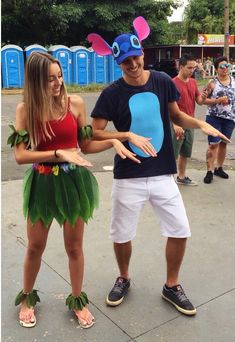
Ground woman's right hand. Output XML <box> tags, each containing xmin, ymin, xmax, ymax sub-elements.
<box><xmin>56</xmin><ymin>149</ymin><xmax>93</xmax><ymax>167</ymax></box>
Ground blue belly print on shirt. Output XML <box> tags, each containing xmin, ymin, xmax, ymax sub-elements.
<box><xmin>128</xmin><ymin>92</ymin><xmax>164</xmax><ymax>157</ymax></box>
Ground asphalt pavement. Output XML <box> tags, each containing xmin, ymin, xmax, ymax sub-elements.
<box><xmin>1</xmin><ymin>94</ymin><xmax>235</xmax><ymax>341</ymax></box>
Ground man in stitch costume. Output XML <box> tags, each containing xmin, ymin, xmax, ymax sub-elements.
<box><xmin>87</xmin><ymin>16</ymin><xmax>230</xmax><ymax>315</ymax></box>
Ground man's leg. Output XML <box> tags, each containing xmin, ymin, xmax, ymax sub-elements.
<box><xmin>149</xmin><ymin>175</ymin><xmax>196</xmax><ymax>315</ymax></box>
<box><xmin>106</xmin><ymin>242</ymin><xmax>132</xmax><ymax>306</ymax></box>
<box><xmin>107</xmin><ymin>178</ymin><xmax>147</xmax><ymax>306</ymax></box>
<box><xmin>114</xmin><ymin>241</ymin><xmax>132</xmax><ymax>279</ymax></box>
<box><xmin>165</xmin><ymin>237</ymin><xmax>186</xmax><ymax>287</ymax></box>
<box><xmin>178</xmin><ymin>156</ymin><xmax>187</xmax><ymax>180</ymax></box>
<box><xmin>176</xmin><ymin>129</ymin><xmax>197</xmax><ymax>186</ymax></box>
<box><xmin>162</xmin><ymin>237</ymin><xmax>196</xmax><ymax>315</ymax></box>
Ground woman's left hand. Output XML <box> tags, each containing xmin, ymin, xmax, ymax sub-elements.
<box><xmin>57</xmin><ymin>149</ymin><xmax>93</xmax><ymax>167</ymax></box>
<box><xmin>112</xmin><ymin>139</ymin><xmax>141</xmax><ymax>164</ymax></box>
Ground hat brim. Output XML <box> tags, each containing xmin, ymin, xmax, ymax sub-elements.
<box><xmin>116</xmin><ymin>49</ymin><xmax>143</xmax><ymax>65</ymax></box>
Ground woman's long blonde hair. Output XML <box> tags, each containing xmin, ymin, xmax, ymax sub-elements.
<box><xmin>23</xmin><ymin>52</ymin><xmax>68</xmax><ymax>149</ymax></box>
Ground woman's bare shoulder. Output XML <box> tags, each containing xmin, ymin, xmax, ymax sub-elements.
<box><xmin>69</xmin><ymin>94</ymin><xmax>84</xmax><ymax>106</ymax></box>
<box><xmin>15</xmin><ymin>102</ymin><xmax>27</xmax><ymax>127</ymax></box>
<box><xmin>16</xmin><ymin>102</ymin><xmax>27</xmax><ymax>118</ymax></box>
<box><xmin>68</xmin><ymin>94</ymin><xmax>85</xmax><ymax>118</ymax></box>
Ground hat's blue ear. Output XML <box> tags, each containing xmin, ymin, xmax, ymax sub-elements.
<box><xmin>87</xmin><ymin>33</ymin><xmax>112</xmax><ymax>55</ymax></box>
<box><xmin>133</xmin><ymin>16</ymin><xmax>150</xmax><ymax>42</ymax></box>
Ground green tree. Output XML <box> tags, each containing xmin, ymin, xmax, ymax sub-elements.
<box><xmin>184</xmin><ymin>0</ymin><xmax>235</xmax><ymax>43</ymax></box>
<box><xmin>166</xmin><ymin>21</ymin><xmax>186</xmax><ymax>44</ymax></box>
<box><xmin>2</xmin><ymin>0</ymin><xmax>83</xmax><ymax>46</ymax></box>
<box><xmin>2</xmin><ymin>0</ymin><xmax>180</xmax><ymax>47</ymax></box>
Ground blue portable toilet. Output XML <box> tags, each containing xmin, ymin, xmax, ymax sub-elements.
<box><xmin>48</xmin><ymin>45</ymin><xmax>72</xmax><ymax>85</ymax></box>
<box><xmin>70</xmin><ymin>46</ymin><xmax>91</xmax><ymax>85</ymax></box>
<box><xmin>91</xmin><ymin>52</ymin><xmax>108</xmax><ymax>84</ymax></box>
<box><xmin>108</xmin><ymin>55</ymin><xmax>123</xmax><ymax>83</ymax></box>
<box><xmin>1</xmin><ymin>44</ymin><xmax>24</xmax><ymax>88</ymax></box>
<box><xmin>25</xmin><ymin>44</ymin><xmax>47</xmax><ymax>58</ymax></box>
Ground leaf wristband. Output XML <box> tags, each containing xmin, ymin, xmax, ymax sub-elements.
<box><xmin>65</xmin><ymin>291</ymin><xmax>89</xmax><ymax>310</ymax></box>
<box><xmin>78</xmin><ymin>125</ymin><xmax>93</xmax><ymax>141</ymax></box>
<box><xmin>7</xmin><ymin>125</ymin><xmax>30</xmax><ymax>147</ymax></box>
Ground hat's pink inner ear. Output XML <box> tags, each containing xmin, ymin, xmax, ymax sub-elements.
<box><xmin>133</xmin><ymin>16</ymin><xmax>150</xmax><ymax>41</ymax></box>
<box><xmin>87</xmin><ymin>33</ymin><xmax>112</xmax><ymax>55</ymax></box>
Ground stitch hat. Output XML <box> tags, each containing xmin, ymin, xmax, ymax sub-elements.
<box><xmin>87</xmin><ymin>16</ymin><xmax>150</xmax><ymax>65</ymax></box>
<box><xmin>112</xmin><ymin>33</ymin><xmax>142</xmax><ymax>65</ymax></box>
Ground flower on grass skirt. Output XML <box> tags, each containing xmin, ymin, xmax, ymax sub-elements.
<box><xmin>61</xmin><ymin>164</ymin><xmax>70</xmax><ymax>173</ymax></box>
<box><xmin>52</xmin><ymin>165</ymin><xmax>59</xmax><ymax>176</ymax></box>
<box><xmin>32</xmin><ymin>163</ymin><xmax>76</xmax><ymax>176</ymax></box>
<box><xmin>38</xmin><ymin>165</ymin><xmax>45</xmax><ymax>174</ymax></box>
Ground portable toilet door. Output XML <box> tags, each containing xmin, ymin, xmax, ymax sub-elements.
<box><xmin>71</xmin><ymin>46</ymin><xmax>91</xmax><ymax>86</ymax></box>
<box><xmin>1</xmin><ymin>45</ymin><xmax>24</xmax><ymax>88</ymax></box>
<box><xmin>108</xmin><ymin>55</ymin><xmax>123</xmax><ymax>83</ymax></box>
<box><xmin>92</xmin><ymin>52</ymin><xmax>108</xmax><ymax>84</ymax></box>
<box><xmin>25</xmin><ymin>44</ymin><xmax>47</xmax><ymax>59</ymax></box>
<box><xmin>48</xmin><ymin>45</ymin><xmax>72</xmax><ymax>85</ymax></box>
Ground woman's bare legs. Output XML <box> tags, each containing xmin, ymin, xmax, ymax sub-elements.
<box><xmin>19</xmin><ymin>219</ymin><xmax>50</xmax><ymax>324</ymax></box>
<box><xmin>63</xmin><ymin>219</ymin><xmax>94</xmax><ymax>326</ymax></box>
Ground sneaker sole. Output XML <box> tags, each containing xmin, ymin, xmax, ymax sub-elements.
<box><xmin>106</xmin><ymin>296</ymin><xmax>124</xmax><ymax>306</ymax></box>
<box><xmin>162</xmin><ymin>294</ymin><xmax>197</xmax><ymax>316</ymax></box>
<box><xmin>214</xmin><ymin>174</ymin><xmax>229</xmax><ymax>179</ymax></box>
<box><xmin>176</xmin><ymin>183</ymin><xmax>198</xmax><ymax>186</ymax></box>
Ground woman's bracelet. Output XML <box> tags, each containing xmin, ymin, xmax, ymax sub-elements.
<box><xmin>54</xmin><ymin>150</ymin><xmax>59</xmax><ymax>158</ymax></box>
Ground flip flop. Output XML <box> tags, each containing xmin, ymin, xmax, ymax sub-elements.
<box><xmin>74</xmin><ymin>308</ymin><xmax>95</xmax><ymax>329</ymax></box>
<box><xmin>19</xmin><ymin>308</ymin><xmax>36</xmax><ymax>328</ymax></box>
<box><xmin>77</xmin><ymin>317</ymin><xmax>95</xmax><ymax>329</ymax></box>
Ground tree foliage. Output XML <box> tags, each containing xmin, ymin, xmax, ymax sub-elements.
<box><xmin>2</xmin><ymin>0</ymin><xmax>180</xmax><ymax>47</ymax></box>
<box><xmin>184</xmin><ymin>0</ymin><xmax>235</xmax><ymax>43</ymax></box>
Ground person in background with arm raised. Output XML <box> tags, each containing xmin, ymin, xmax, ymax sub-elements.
<box><xmin>202</xmin><ymin>56</ymin><xmax>235</xmax><ymax>184</ymax></box>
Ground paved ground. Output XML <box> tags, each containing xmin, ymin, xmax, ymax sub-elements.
<box><xmin>2</xmin><ymin>170</ymin><xmax>235</xmax><ymax>342</ymax></box>
<box><xmin>1</xmin><ymin>94</ymin><xmax>235</xmax><ymax>341</ymax></box>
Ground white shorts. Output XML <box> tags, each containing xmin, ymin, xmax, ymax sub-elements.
<box><xmin>110</xmin><ymin>175</ymin><xmax>190</xmax><ymax>243</ymax></box>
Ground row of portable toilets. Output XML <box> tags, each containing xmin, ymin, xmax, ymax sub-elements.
<box><xmin>1</xmin><ymin>44</ymin><xmax>123</xmax><ymax>88</ymax></box>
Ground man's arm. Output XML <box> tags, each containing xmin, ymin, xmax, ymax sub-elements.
<box><xmin>196</xmin><ymin>89</ymin><xmax>208</xmax><ymax>105</ymax></box>
<box><xmin>91</xmin><ymin>118</ymin><xmax>130</xmax><ymax>141</ymax></box>
<box><xmin>91</xmin><ymin>117</ymin><xmax>157</xmax><ymax>157</ymax></box>
<box><xmin>169</xmin><ymin>101</ymin><xmax>230</xmax><ymax>142</ymax></box>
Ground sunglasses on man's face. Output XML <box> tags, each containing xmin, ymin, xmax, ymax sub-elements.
<box><xmin>219</xmin><ymin>63</ymin><xmax>231</xmax><ymax>69</ymax></box>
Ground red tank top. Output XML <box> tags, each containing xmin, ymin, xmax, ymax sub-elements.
<box><xmin>37</xmin><ymin>98</ymin><xmax>78</xmax><ymax>151</ymax></box>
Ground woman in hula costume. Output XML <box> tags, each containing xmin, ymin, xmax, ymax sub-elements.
<box><xmin>10</xmin><ymin>52</ymin><xmax>139</xmax><ymax>329</ymax></box>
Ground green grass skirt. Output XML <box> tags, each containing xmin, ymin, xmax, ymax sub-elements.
<box><xmin>23</xmin><ymin>164</ymin><xmax>99</xmax><ymax>227</ymax></box>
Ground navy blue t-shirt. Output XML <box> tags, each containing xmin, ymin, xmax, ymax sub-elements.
<box><xmin>91</xmin><ymin>70</ymin><xmax>179</xmax><ymax>179</ymax></box>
